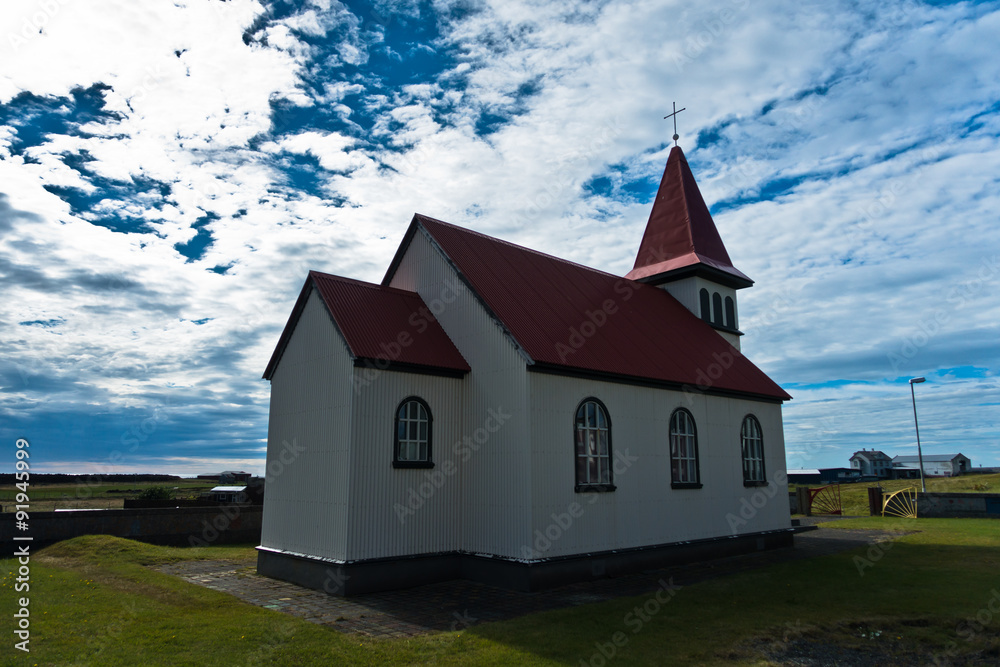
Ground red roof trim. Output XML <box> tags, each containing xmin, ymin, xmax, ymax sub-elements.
<box><xmin>529</xmin><ymin>362</ymin><xmax>785</xmax><ymax>404</ymax></box>
<box><xmin>263</xmin><ymin>270</ymin><xmax>470</xmax><ymax>381</ymax></box>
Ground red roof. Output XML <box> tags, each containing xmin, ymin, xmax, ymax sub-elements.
<box><xmin>263</xmin><ymin>271</ymin><xmax>470</xmax><ymax>380</ymax></box>
<box><xmin>385</xmin><ymin>215</ymin><xmax>790</xmax><ymax>402</ymax></box>
<box><xmin>625</xmin><ymin>146</ymin><xmax>752</xmax><ymax>286</ymax></box>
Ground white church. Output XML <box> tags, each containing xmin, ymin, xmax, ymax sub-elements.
<box><xmin>257</xmin><ymin>145</ymin><xmax>794</xmax><ymax>594</ymax></box>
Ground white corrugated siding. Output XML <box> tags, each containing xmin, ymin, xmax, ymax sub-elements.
<box><xmin>260</xmin><ymin>289</ymin><xmax>354</xmax><ymax>561</ymax></box>
<box><xmin>347</xmin><ymin>369</ymin><xmax>464</xmax><ymax>560</ymax></box>
<box><xmin>661</xmin><ymin>276</ymin><xmax>740</xmax><ymax>350</ymax></box>
<box><xmin>388</xmin><ymin>229</ymin><xmax>532</xmax><ymax>558</ymax></box>
<box><xmin>528</xmin><ymin>372</ymin><xmax>789</xmax><ymax>559</ymax></box>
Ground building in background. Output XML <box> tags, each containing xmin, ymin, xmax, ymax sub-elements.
<box><xmin>849</xmin><ymin>450</ymin><xmax>894</xmax><ymax>479</ymax></box>
<box><xmin>892</xmin><ymin>453</ymin><xmax>972</xmax><ymax>478</ymax></box>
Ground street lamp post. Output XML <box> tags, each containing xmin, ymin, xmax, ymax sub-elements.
<box><xmin>909</xmin><ymin>377</ymin><xmax>927</xmax><ymax>493</ymax></box>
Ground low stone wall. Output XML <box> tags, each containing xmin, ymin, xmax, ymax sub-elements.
<box><xmin>0</xmin><ymin>504</ymin><xmax>262</xmax><ymax>550</ymax></box>
<box><xmin>917</xmin><ymin>492</ymin><xmax>1000</xmax><ymax>518</ymax></box>
<box><xmin>122</xmin><ymin>498</ymin><xmax>258</xmax><ymax>509</ymax></box>
<box><xmin>788</xmin><ymin>491</ymin><xmax>798</xmax><ymax>514</ymax></box>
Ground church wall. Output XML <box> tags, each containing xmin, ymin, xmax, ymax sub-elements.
<box><xmin>346</xmin><ymin>369</ymin><xmax>464</xmax><ymax>560</ymax></box>
<box><xmin>527</xmin><ymin>372</ymin><xmax>789</xmax><ymax>559</ymax></box>
<box><xmin>660</xmin><ymin>277</ymin><xmax>741</xmax><ymax>350</ymax></box>
<box><xmin>660</xmin><ymin>277</ymin><xmax>737</xmax><ymax>326</ymax></box>
<box><xmin>387</xmin><ymin>228</ymin><xmax>532</xmax><ymax>559</ymax></box>
<box><xmin>261</xmin><ymin>289</ymin><xmax>354</xmax><ymax>562</ymax></box>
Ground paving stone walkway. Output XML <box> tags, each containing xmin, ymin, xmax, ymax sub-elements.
<box><xmin>153</xmin><ymin>521</ymin><xmax>897</xmax><ymax>638</ymax></box>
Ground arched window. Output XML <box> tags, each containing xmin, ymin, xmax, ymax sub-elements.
<box><xmin>669</xmin><ymin>408</ymin><xmax>701</xmax><ymax>487</ymax></box>
<box><xmin>712</xmin><ymin>292</ymin><xmax>723</xmax><ymax>326</ymax></box>
<box><xmin>725</xmin><ymin>296</ymin><xmax>736</xmax><ymax>329</ymax></box>
<box><xmin>574</xmin><ymin>398</ymin><xmax>614</xmax><ymax>491</ymax></box>
<box><xmin>699</xmin><ymin>288</ymin><xmax>711</xmax><ymax>322</ymax></box>
<box><xmin>741</xmin><ymin>415</ymin><xmax>765</xmax><ymax>485</ymax></box>
<box><xmin>393</xmin><ymin>397</ymin><xmax>433</xmax><ymax>468</ymax></box>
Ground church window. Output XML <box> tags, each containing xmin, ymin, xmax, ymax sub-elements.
<box><xmin>699</xmin><ymin>288</ymin><xmax>711</xmax><ymax>322</ymax></box>
<box><xmin>669</xmin><ymin>408</ymin><xmax>701</xmax><ymax>488</ymax></box>
<box><xmin>393</xmin><ymin>397</ymin><xmax>433</xmax><ymax>468</ymax></box>
<box><xmin>574</xmin><ymin>398</ymin><xmax>614</xmax><ymax>492</ymax></box>
<box><xmin>712</xmin><ymin>292</ymin><xmax>723</xmax><ymax>326</ymax></box>
<box><xmin>725</xmin><ymin>296</ymin><xmax>736</xmax><ymax>329</ymax></box>
<box><xmin>741</xmin><ymin>415</ymin><xmax>765</xmax><ymax>485</ymax></box>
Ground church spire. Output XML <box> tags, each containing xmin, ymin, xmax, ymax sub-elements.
<box><xmin>625</xmin><ymin>146</ymin><xmax>752</xmax><ymax>288</ymax></box>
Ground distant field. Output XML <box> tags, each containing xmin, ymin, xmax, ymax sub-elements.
<box><xmin>0</xmin><ymin>479</ymin><xmax>216</xmax><ymax>512</ymax></box>
<box><xmin>791</xmin><ymin>472</ymin><xmax>1000</xmax><ymax>516</ymax></box>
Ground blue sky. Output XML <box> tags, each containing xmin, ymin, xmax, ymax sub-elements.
<box><xmin>1</xmin><ymin>0</ymin><xmax>998</xmax><ymax>475</ymax></box>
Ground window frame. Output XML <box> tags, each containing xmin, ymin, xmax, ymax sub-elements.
<box><xmin>669</xmin><ymin>408</ymin><xmax>702</xmax><ymax>489</ymax></box>
<box><xmin>740</xmin><ymin>414</ymin><xmax>766</xmax><ymax>486</ymax></box>
<box><xmin>573</xmin><ymin>398</ymin><xmax>616</xmax><ymax>493</ymax></box>
<box><xmin>392</xmin><ymin>396</ymin><xmax>434</xmax><ymax>469</ymax></box>
<box><xmin>711</xmin><ymin>292</ymin><xmax>724</xmax><ymax>326</ymax></box>
<box><xmin>724</xmin><ymin>296</ymin><xmax>736</xmax><ymax>329</ymax></box>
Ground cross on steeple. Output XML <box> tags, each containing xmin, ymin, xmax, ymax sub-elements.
<box><xmin>664</xmin><ymin>102</ymin><xmax>686</xmax><ymax>146</ymax></box>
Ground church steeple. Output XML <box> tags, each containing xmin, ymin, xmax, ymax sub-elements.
<box><xmin>626</xmin><ymin>146</ymin><xmax>751</xmax><ymax>288</ymax></box>
<box><xmin>626</xmin><ymin>146</ymin><xmax>751</xmax><ymax>349</ymax></box>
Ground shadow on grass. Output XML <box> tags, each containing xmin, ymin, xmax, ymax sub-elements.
<box><xmin>459</xmin><ymin>541</ymin><xmax>1000</xmax><ymax>666</ymax></box>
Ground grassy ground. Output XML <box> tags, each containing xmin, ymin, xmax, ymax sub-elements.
<box><xmin>2</xmin><ymin>519</ymin><xmax>999</xmax><ymax>665</ymax></box>
<box><xmin>791</xmin><ymin>472</ymin><xmax>1000</xmax><ymax>516</ymax></box>
<box><xmin>0</xmin><ymin>479</ymin><xmax>216</xmax><ymax>512</ymax></box>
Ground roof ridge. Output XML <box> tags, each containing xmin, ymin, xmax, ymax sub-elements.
<box><xmin>308</xmin><ymin>270</ymin><xmax>420</xmax><ymax>297</ymax></box>
<box><xmin>414</xmin><ymin>213</ymin><xmax>625</xmax><ymax>281</ymax></box>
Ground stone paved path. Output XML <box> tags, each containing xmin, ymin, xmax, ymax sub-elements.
<box><xmin>153</xmin><ymin>522</ymin><xmax>897</xmax><ymax>638</ymax></box>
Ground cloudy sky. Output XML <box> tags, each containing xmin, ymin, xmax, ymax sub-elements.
<box><xmin>2</xmin><ymin>0</ymin><xmax>998</xmax><ymax>476</ymax></box>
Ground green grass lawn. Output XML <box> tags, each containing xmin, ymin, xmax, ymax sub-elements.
<box><xmin>2</xmin><ymin>519</ymin><xmax>999</xmax><ymax>665</ymax></box>
<box><xmin>791</xmin><ymin>472</ymin><xmax>1000</xmax><ymax>516</ymax></box>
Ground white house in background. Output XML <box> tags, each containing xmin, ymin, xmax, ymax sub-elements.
<box><xmin>849</xmin><ymin>449</ymin><xmax>893</xmax><ymax>478</ymax></box>
<box><xmin>892</xmin><ymin>453</ymin><xmax>972</xmax><ymax>478</ymax></box>
<box><xmin>257</xmin><ymin>146</ymin><xmax>794</xmax><ymax>595</ymax></box>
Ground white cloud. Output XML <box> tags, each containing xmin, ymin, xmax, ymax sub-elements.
<box><xmin>2</xmin><ymin>0</ymin><xmax>999</xmax><ymax>471</ymax></box>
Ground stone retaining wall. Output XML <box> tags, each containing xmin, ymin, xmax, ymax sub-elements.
<box><xmin>916</xmin><ymin>492</ymin><xmax>1000</xmax><ymax>518</ymax></box>
<box><xmin>0</xmin><ymin>504</ymin><xmax>262</xmax><ymax>550</ymax></box>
